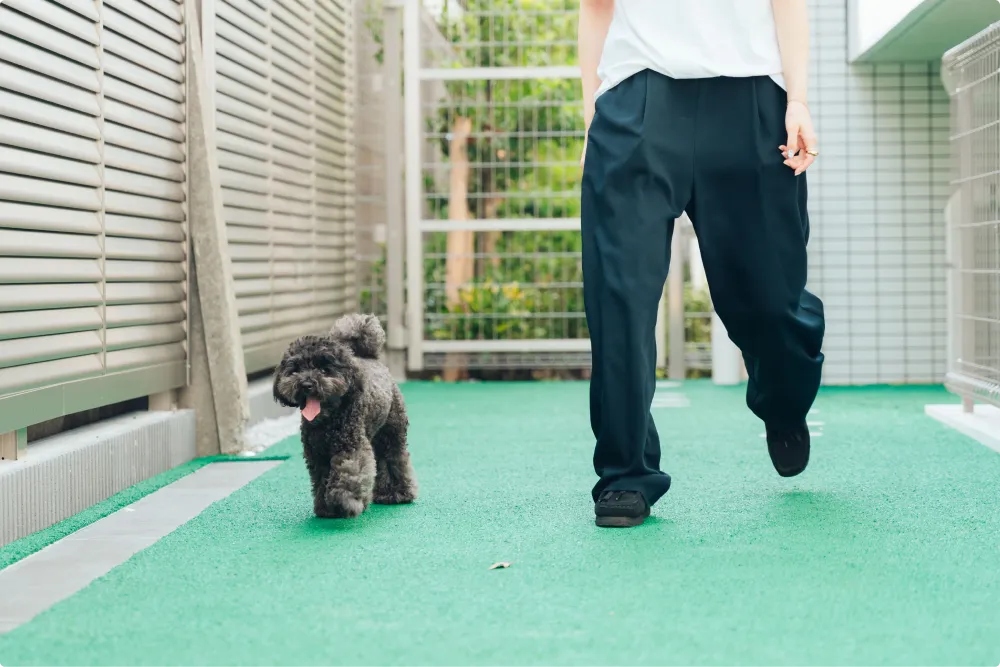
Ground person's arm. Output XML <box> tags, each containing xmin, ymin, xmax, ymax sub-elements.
<box><xmin>771</xmin><ymin>0</ymin><xmax>817</xmax><ymax>174</ymax></box>
<box><xmin>579</xmin><ymin>0</ymin><xmax>614</xmax><ymax>165</ymax></box>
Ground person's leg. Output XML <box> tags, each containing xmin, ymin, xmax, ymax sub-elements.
<box><xmin>582</xmin><ymin>71</ymin><xmax>695</xmax><ymax>522</ymax></box>
<box><xmin>687</xmin><ymin>76</ymin><xmax>825</xmax><ymax>474</ymax></box>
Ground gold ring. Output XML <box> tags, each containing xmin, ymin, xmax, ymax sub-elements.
<box><xmin>806</xmin><ymin>149</ymin><xmax>819</xmax><ymax>157</ymax></box>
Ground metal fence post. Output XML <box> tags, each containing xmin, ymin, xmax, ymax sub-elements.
<box><xmin>711</xmin><ymin>315</ymin><xmax>742</xmax><ymax>385</ymax></box>
<box><xmin>655</xmin><ymin>287</ymin><xmax>668</xmax><ymax>371</ymax></box>
<box><xmin>942</xmin><ymin>24</ymin><xmax>1000</xmax><ymax>412</ymax></box>
<box><xmin>0</xmin><ymin>429</ymin><xmax>27</xmax><ymax>461</ymax></box>
<box><xmin>403</xmin><ymin>0</ymin><xmax>423</xmax><ymax>372</ymax></box>
<box><xmin>383</xmin><ymin>0</ymin><xmax>406</xmax><ymax>379</ymax></box>
<box><xmin>668</xmin><ymin>221</ymin><xmax>686</xmax><ymax>380</ymax></box>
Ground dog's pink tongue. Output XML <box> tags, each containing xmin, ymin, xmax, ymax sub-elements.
<box><xmin>302</xmin><ymin>399</ymin><xmax>321</xmax><ymax>422</ymax></box>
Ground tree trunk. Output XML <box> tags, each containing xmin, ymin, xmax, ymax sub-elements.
<box><xmin>481</xmin><ymin>198</ymin><xmax>503</xmax><ymax>270</ymax></box>
<box><xmin>444</xmin><ymin>116</ymin><xmax>474</xmax><ymax>381</ymax></box>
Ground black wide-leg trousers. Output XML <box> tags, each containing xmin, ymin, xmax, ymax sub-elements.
<box><xmin>582</xmin><ymin>71</ymin><xmax>825</xmax><ymax>506</ymax></box>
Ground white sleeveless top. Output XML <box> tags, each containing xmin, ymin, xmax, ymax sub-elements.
<box><xmin>595</xmin><ymin>0</ymin><xmax>786</xmax><ymax>100</ymax></box>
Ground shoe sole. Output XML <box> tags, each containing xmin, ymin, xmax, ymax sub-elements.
<box><xmin>769</xmin><ymin>444</ymin><xmax>810</xmax><ymax>478</ymax></box>
<box><xmin>775</xmin><ymin>464</ymin><xmax>807</xmax><ymax>478</ymax></box>
<box><xmin>595</xmin><ymin>511</ymin><xmax>650</xmax><ymax>528</ymax></box>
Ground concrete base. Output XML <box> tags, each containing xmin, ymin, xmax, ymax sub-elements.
<box><xmin>0</xmin><ymin>411</ymin><xmax>197</xmax><ymax>548</ymax></box>
<box><xmin>0</xmin><ymin>377</ymin><xmax>301</xmax><ymax>548</ymax></box>
<box><xmin>925</xmin><ymin>403</ymin><xmax>1000</xmax><ymax>455</ymax></box>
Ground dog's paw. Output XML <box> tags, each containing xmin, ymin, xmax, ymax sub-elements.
<box><xmin>373</xmin><ymin>487</ymin><xmax>417</xmax><ymax>505</ymax></box>
<box><xmin>319</xmin><ymin>488</ymin><xmax>367</xmax><ymax>519</ymax></box>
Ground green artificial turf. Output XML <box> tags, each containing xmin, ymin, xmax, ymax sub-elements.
<box><xmin>0</xmin><ymin>382</ymin><xmax>998</xmax><ymax>666</ymax></box>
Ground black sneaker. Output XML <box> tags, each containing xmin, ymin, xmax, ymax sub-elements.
<box><xmin>765</xmin><ymin>421</ymin><xmax>810</xmax><ymax>477</ymax></box>
<box><xmin>595</xmin><ymin>491</ymin><xmax>650</xmax><ymax>528</ymax></box>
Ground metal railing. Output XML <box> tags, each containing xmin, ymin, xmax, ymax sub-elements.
<box><xmin>0</xmin><ymin>0</ymin><xmax>191</xmax><ymax>447</ymax></box>
<box><xmin>943</xmin><ymin>21</ymin><xmax>1000</xmax><ymax>408</ymax></box>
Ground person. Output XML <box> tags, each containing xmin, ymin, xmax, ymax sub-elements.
<box><xmin>579</xmin><ymin>0</ymin><xmax>825</xmax><ymax>527</ymax></box>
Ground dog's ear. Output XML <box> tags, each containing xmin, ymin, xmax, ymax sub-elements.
<box><xmin>272</xmin><ymin>350</ymin><xmax>296</xmax><ymax>407</ymax></box>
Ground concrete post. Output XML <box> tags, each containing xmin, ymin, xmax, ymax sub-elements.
<box><xmin>180</xmin><ymin>0</ymin><xmax>249</xmax><ymax>454</ymax></box>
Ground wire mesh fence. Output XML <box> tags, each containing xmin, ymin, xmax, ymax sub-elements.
<box><xmin>419</xmin><ymin>77</ymin><xmax>587</xmax><ymax>364</ymax></box>
<box><xmin>355</xmin><ymin>0</ymin><xmax>389</xmax><ymax>328</ymax></box>
<box><xmin>943</xmin><ymin>21</ymin><xmax>1000</xmax><ymax>405</ymax></box>
<box><xmin>413</xmin><ymin>1</ymin><xmax>587</xmax><ymax>376</ymax></box>
<box><xmin>422</xmin><ymin>0</ymin><xmax>578</xmax><ymax>70</ymax></box>
<box><xmin>353</xmin><ymin>0</ymin><xmax>718</xmax><ymax>378</ymax></box>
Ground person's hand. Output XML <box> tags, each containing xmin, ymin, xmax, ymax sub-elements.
<box><xmin>779</xmin><ymin>100</ymin><xmax>818</xmax><ymax>176</ymax></box>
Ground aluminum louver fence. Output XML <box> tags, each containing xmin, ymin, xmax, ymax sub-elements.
<box><xmin>942</xmin><ymin>21</ymin><xmax>1000</xmax><ymax>406</ymax></box>
<box><xmin>210</xmin><ymin>0</ymin><xmax>357</xmax><ymax>373</ymax></box>
<box><xmin>0</xmin><ymin>0</ymin><xmax>189</xmax><ymax>434</ymax></box>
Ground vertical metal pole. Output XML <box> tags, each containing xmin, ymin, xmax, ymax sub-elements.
<box><xmin>403</xmin><ymin>0</ymin><xmax>424</xmax><ymax>371</ymax></box>
<box><xmin>668</xmin><ymin>221</ymin><xmax>686</xmax><ymax>380</ymax></box>
<box><xmin>383</xmin><ymin>0</ymin><xmax>406</xmax><ymax>378</ymax></box>
<box><xmin>946</xmin><ymin>70</ymin><xmax>976</xmax><ymax>413</ymax></box>
<box><xmin>956</xmin><ymin>74</ymin><xmax>976</xmax><ymax>412</ymax></box>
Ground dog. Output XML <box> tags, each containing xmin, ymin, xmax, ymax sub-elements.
<box><xmin>273</xmin><ymin>314</ymin><xmax>418</xmax><ymax>518</ymax></box>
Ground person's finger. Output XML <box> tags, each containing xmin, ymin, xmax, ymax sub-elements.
<box><xmin>779</xmin><ymin>145</ymin><xmax>803</xmax><ymax>171</ymax></box>
<box><xmin>785</xmin><ymin>120</ymin><xmax>799</xmax><ymax>160</ymax></box>
<box><xmin>795</xmin><ymin>126</ymin><xmax>818</xmax><ymax>175</ymax></box>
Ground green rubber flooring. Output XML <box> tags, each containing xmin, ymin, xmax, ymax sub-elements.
<box><xmin>1</xmin><ymin>382</ymin><xmax>998</xmax><ymax>666</ymax></box>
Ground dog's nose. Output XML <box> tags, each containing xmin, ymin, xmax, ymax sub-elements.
<box><xmin>301</xmin><ymin>379</ymin><xmax>315</xmax><ymax>392</ymax></box>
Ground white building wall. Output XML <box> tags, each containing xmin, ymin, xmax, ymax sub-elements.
<box><xmin>808</xmin><ymin>0</ymin><xmax>950</xmax><ymax>385</ymax></box>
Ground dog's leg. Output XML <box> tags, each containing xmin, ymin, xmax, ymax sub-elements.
<box><xmin>373</xmin><ymin>386</ymin><xmax>418</xmax><ymax>505</ymax></box>
<box><xmin>321</xmin><ymin>436</ymin><xmax>376</xmax><ymax>519</ymax></box>
<box><xmin>307</xmin><ymin>457</ymin><xmax>333</xmax><ymax>517</ymax></box>
<box><xmin>301</xmin><ymin>429</ymin><xmax>334</xmax><ymax>517</ymax></box>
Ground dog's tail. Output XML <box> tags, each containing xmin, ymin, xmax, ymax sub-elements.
<box><xmin>330</xmin><ymin>313</ymin><xmax>385</xmax><ymax>359</ymax></box>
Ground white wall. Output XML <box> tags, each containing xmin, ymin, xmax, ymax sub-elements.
<box><xmin>809</xmin><ymin>0</ymin><xmax>950</xmax><ymax>385</ymax></box>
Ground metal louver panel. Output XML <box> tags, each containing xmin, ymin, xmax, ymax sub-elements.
<box><xmin>0</xmin><ymin>0</ymin><xmax>189</xmax><ymax>432</ymax></box>
<box><xmin>214</xmin><ymin>0</ymin><xmax>357</xmax><ymax>372</ymax></box>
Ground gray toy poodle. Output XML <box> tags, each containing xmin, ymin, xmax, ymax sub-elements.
<box><xmin>273</xmin><ymin>314</ymin><xmax>418</xmax><ymax>518</ymax></box>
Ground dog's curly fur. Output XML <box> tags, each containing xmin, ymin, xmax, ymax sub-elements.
<box><xmin>273</xmin><ymin>314</ymin><xmax>418</xmax><ymax>518</ymax></box>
